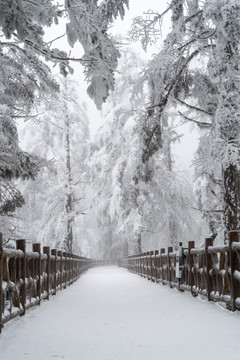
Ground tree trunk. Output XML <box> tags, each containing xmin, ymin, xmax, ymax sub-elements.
<box><xmin>135</xmin><ymin>232</ymin><xmax>142</xmax><ymax>254</ymax></box>
<box><xmin>223</xmin><ymin>163</ymin><xmax>239</xmax><ymax>234</ymax></box>
<box><xmin>64</xmin><ymin>87</ymin><xmax>73</xmax><ymax>253</ymax></box>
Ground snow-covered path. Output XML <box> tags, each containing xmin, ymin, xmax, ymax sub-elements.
<box><xmin>0</xmin><ymin>267</ymin><xmax>240</xmax><ymax>360</ymax></box>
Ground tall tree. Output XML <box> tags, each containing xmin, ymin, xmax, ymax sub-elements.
<box><xmin>89</xmin><ymin>47</ymin><xmax>196</xmax><ymax>257</ymax></box>
<box><xmin>203</xmin><ymin>0</ymin><xmax>240</xmax><ymax>234</ymax></box>
<box><xmin>129</xmin><ymin>0</ymin><xmax>240</xmax><ymax>238</ymax></box>
<box><xmin>88</xmin><ymin>48</ymin><xmax>147</xmax><ymax>257</ymax></box>
<box><xmin>0</xmin><ymin>0</ymin><xmax>129</xmax><ymax>228</ymax></box>
<box><xmin>0</xmin><ymin>103</ymin><xmax>40</xmax><ymax>240</ymax></box>
<box><xmin>18</xmin><ymin>78</ymin><xmax>89</xmax><ymax>253</ymax></box>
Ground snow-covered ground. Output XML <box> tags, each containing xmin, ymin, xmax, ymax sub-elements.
<box><xmin>0</xmin><ymin>267</ymin><xmax>240</xmax><ymax>360</ymax></box>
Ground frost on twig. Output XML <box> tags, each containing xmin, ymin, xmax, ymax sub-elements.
<box><xmin>128</xmin><ymin>7</ymin><xmax>171</xmax><ymax>51</ymax></box>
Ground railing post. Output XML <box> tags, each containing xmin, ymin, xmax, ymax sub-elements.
<box><xmin>229</xmin><ymin>231</ymin><xmax>240</xmax><ymax>311</ymax></box>
<box><xmin>16</xmin><ymin>239</ymin><xmax>26</xmax><ymax>316</ymax></box>
<box><xmin>146</xmin><ymin>252</ymin><xmax>150</xmax><ymax>280</ymax></box>
<box><xmin>168</xmin><ymin>247</ymin><xmax>173</xmax><ymax>287</ymax></box>
<box><xmin>77</xmin><ymin>256</ymin><xmax>81</xmax><ymax>277</ymax></box>
<box><xmin>51</xmin><ymin>249</ymin><xmax>57</xmax><ymax>295</ymax></box>
<box><xmin>67</xmin><ymin>253</ymin><xmax>71</xmax><ymax>285</ymax></box>
<box><xmin>160</xmin><ymin>248</ymin><xmax>165</xmax><ymax>284</ymax></box>
<box><xmin>63</xmin><ymin>252</ymin><xmax>67</xmax><ymax>288</ymax></box>
<box><xmin>9</xmin><ymin>252</ymin><xmax>16</xmax><ymax>288</ymax></box>
<box><xmin>139</xmin><ymin>254</ymin><xmax>142</xmax><ymax>276</ymax></box>
<box><xmin>188</xmin><ymin>241</ymin><xmax>195</xmax><ymax>294</ymax></box>
<box><xmin>67</xmin><ymin>252</ymin><xmax>71</xmax><ymax>284</ymax></box>
<box><xmin>150</xmin><ymin>251</ymin><xmax>154</xmax><ymax>281</ymax></box>
<box><xmin>68</xmin><ymin>253</ymin><xmax>72</xmax><ymax>285</ymax></box>
<box><xmin>0</xmin><ymin>234</ymin><xmax>3</xmax><ymax>333</ymax></box>
<box><xmin>43</xmin><ymin>247</ymin><xmax>50</xmax><ymax>300</ymax></box>
<box><xmin>144</xmin><ymin>252</ymin><xmax>147</xmax><ymax>277</ymax></box>
<box><xmin>33</xmin><ymin>243</ymin><xmax>41</xmax><ymax>305</ymax></box>
<box><xmin>205</xmin><ymin>238</ymin><xmax>213</xmax><ymax>301</ymax></box>
<box><xmin>71</xmin><ymin>253</ymin><xmax>74</xmax><ymax>284</ymax></box>
<box><xmin>73</xmin><ymin>255</ymin><xmax>76</xmax><ymax>281</ymax></box>
<box><xmin>154</xmin><ymin>250</ymin><xmax>159</xmax><ymax>282</ymax></box>
<box><xmin>141</xmin><ymin>253</ymin><xmax>144</xmax><ymax>276</ymax></box>
<box><xmin>75</xmin><ymin>256</ymin><xmax>78</xmax><ymax>278</ymax></box>
<box><xmin>139</xmin><ymin>254</ymin><xmax>141</xmax><ymax>274</ymax></box>
<box><xmin>58</xmin><ymin>251</ymin><xmax>63</xmax><ymax>290</ymax></box>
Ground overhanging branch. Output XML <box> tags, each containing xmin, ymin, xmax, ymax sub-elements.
<box><xmin>178</xmin><ymin>110</ymin><xmax>211</xmax><ymax>128</ymax></box>
<box><xmin>176</xmin><ymin>98</ymin><xmax>213</xmax><ymax>116</ymax></box>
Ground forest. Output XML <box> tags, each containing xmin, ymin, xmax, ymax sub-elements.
<box><xmin>0</xmin><ymin>0</ymin><xmax>239</xmax><ymax>259</ymax></box>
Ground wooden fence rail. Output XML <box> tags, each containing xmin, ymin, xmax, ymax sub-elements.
<box><xmin>118</xmin><ymin>231</ymin><xmax>240</xmax><ymax>311</ymax></box>
<box><xmin>0</xmin><ymin>234</ymin><xmax>109</xmax><ymax>333</ymax></box>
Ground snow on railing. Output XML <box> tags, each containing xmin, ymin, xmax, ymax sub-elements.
<box><xmin>0</xmin><ymin>234</ymin><xmax>110</xmax><ymax>334</ymax></box>
<box><xmin>118</xmin><ymin>231</ymin><xmax>240</xmax><ymax>312</ymax></box>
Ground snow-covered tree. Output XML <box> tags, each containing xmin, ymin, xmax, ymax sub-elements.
<box><xmin>129</xmin><ymin>0</ymin><xmax>240</xmax><ymax>239</ymax></box>
<box><xmin>88</xmin><ymin>46</ymin><xmax>197</xmax><ymax>257</ymax></box>
<box><xmin>0</xmin><ymin>0</ymin><xmax>129</xmax><ymax>235</ymax></box>
<box><xmin>0</xmin><ymin>0</ymin><xmax>129</xmax><ymax>107</ymax></box>
<box><xmin>88</xmin><ymin>48</ymin><xmax>146</xmax><ymax>257</ymax></box>
<box><xmin>202</xmin><ymin>0</ymin><xmax>240</xmax><ymax>235</ymax></box>
<box><xmin>0</xmin><ymin>0</ymin><xmax>62</xmax><ymax>200</ymax></box>
<box><xmin>65</xmin><ymin>0</ymin><xmax>129</xmax><ymax>108</ymax></box>
<box><xmin>18</xmin><ymin>78</ymin><xmax>89</xmax><ymax>253</ymax></box>
<box><xmin>0</xmin><ymin>103</ymin><xmax>40</xmax><ymax>240</ymax></box>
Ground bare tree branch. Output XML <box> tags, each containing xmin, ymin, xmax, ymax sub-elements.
<box><xmin>176</xmin><ymin>98</ymin><xmax>213</xmax><ymax>116</ymax></box>
<box><xmin>129</xmin><ymin>6</ymin><xmax>171</xmax><ymax>49</ymax></box>
<box><xmin>178</xmin><ymin>111</ymin><xmax>212</xmax><ymax>128</ymax></box>
<box><xmin>191</xmin><ymin>207</ymin><xmax>224</xmax><ymax>213</ymax></box>
<box><xmin>46</xmin><ymin>34</ymin><xmax>66</xmax><ymax>46</ymax></box>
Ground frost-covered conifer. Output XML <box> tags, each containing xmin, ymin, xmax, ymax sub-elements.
<box><xmin>88</xmin><ymin>48</ymin><xmax>147</xmax><ymax>257</ymax></box>
<box><xmin>0</xmin><ymin>104</ymin><xmax>40</xmax><ymax>239</ymax></box>
<box><xmin>129</xmin><ymin>0</ymin><xmax>240</xmax><ymax>238</ymax></box>
<box><xmin>202</xmin><ymin>0</ymin><xmax>240</xmax><ymax>235</ymax></box>
<box><xmin>18</xmin><ymin>78</ymin><xmax>89</xmax><ymax>253</ymax></box>
<box><xmin>0</xmin><ymin>0</ymin><xmax>129</xmax><ymax>230</ymax></box>
<box><xmin>88</xmin><ymin>46</ymin><xmax>196</xmax><ymax>257</ymax></box>
<box><xmin>65</xmin><ymin>0</ymin><xmax>129</xmax><ymax>108</ymax></box>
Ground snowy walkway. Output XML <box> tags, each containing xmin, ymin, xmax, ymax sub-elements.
<box><xmin>0</xmin><ymin>267</ymin><xmax>240</xmax><ymax>360</ymax></box>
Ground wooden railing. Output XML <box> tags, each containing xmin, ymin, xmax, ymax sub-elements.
<box><xmin>118</xmin><ymin>231</ymin><xmax>240</xmax><ymax>311</ymax></box>
<box><xmin>0</xmin><ymin>234</ymin><xmax>108</xmax><ymax>333</ymax></box>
